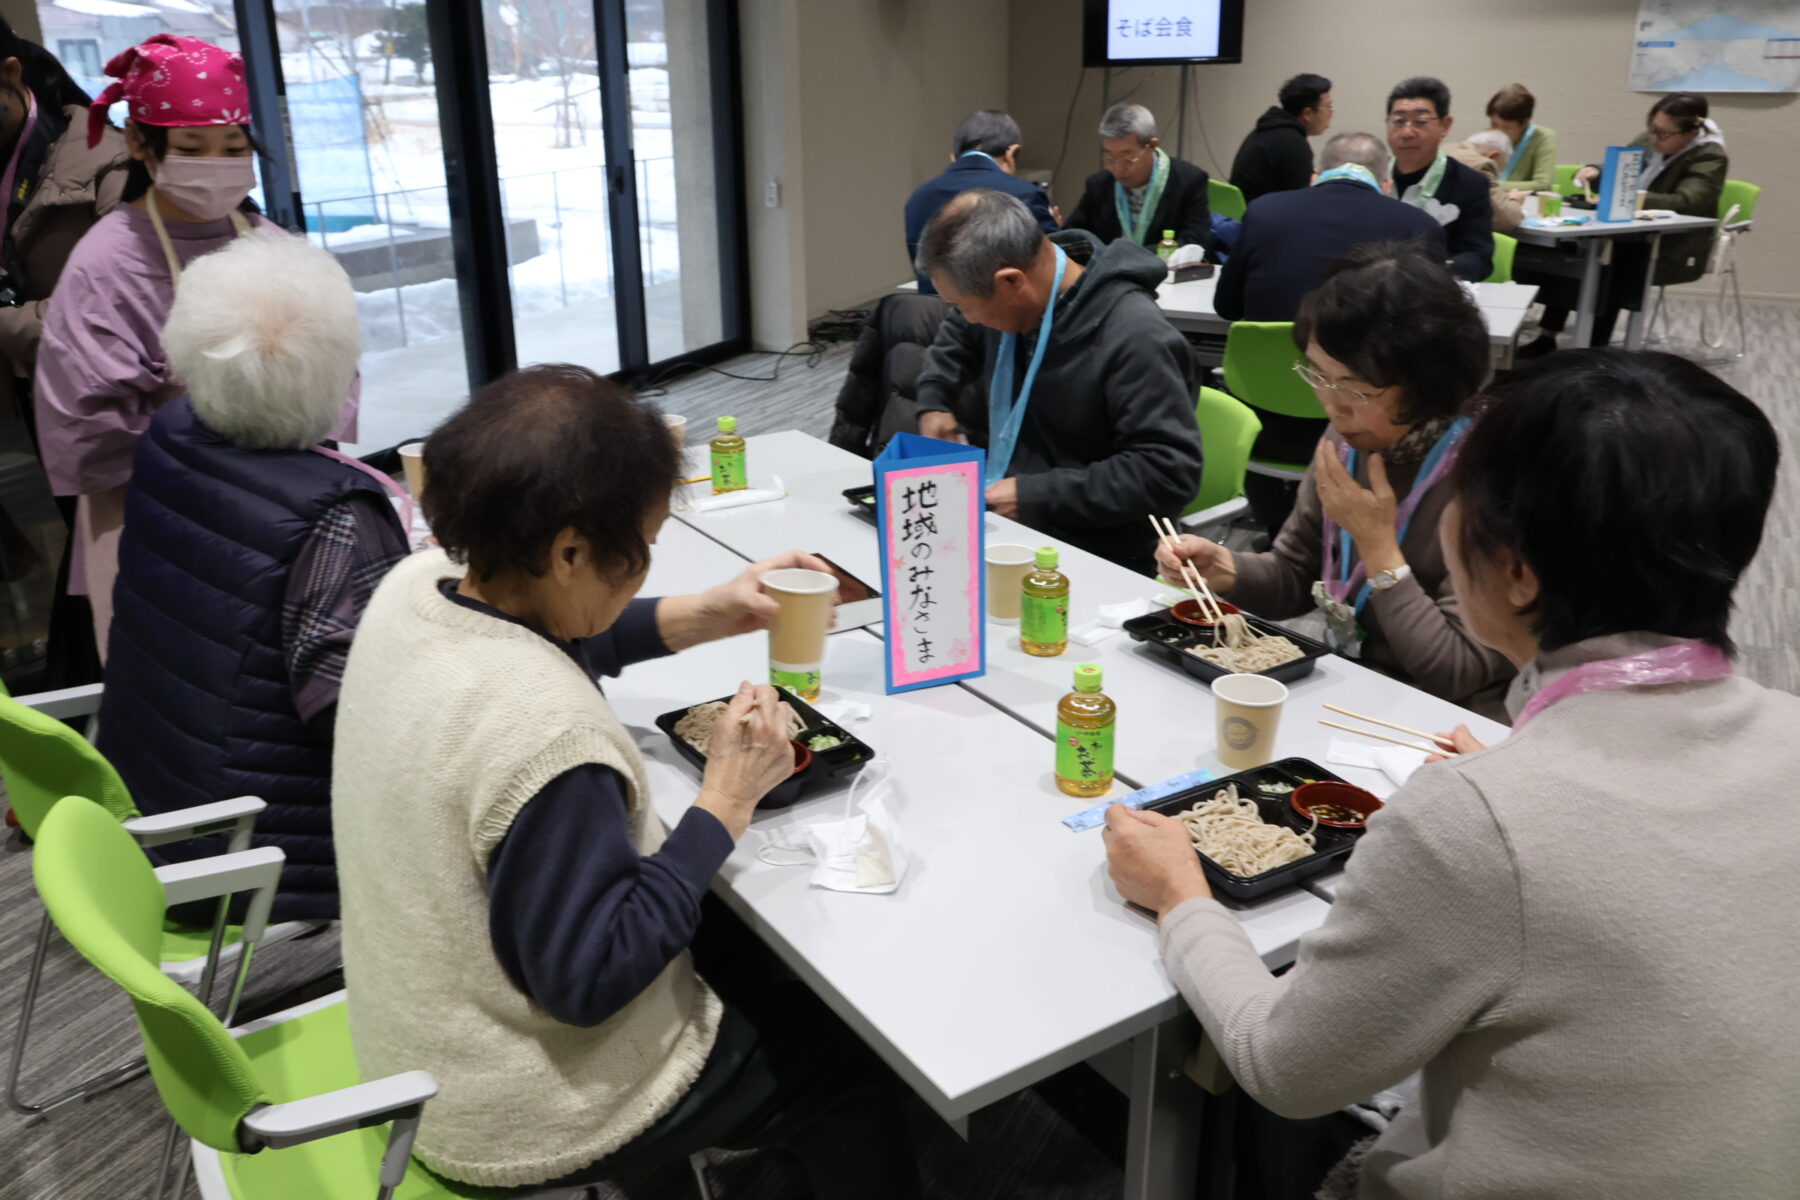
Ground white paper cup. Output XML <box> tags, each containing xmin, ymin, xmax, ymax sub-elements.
<box><xmin>397</xmin><ymin>441</ymin><xmax>426</xmax><ymax>499</ymax></box>
<box><xmin>1210</xmin><ymin>673</ymin><xmax>1288</xmax><ymax>770</ymax></box>
<box><xmin>663</xmin><ymin>413</ymin><xmax>688</xmax><ymax>451</ymax></box>
<box><xmin>984</xmin><ymin>543</ymin><xmax>1035</xmax><ymax>623</ymax></box>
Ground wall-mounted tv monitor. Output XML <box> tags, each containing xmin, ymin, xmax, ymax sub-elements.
<box><xmin>1082</xmin><ymin>0</ymin><xmax>1245</xmax><ymax>67</ymax></box>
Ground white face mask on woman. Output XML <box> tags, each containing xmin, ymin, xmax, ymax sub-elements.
<box><xmin>153</xmin><ymin>155</ymin><xmax>257</xmax><ymax>220</ymax></box>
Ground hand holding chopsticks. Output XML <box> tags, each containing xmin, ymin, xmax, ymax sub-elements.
<box><xmin>1320</xmin><ymin>703</ymin><xmax>1460</xmax><ymax>755</ymax></box>
<box><xmin>1148</xmin><ymin>515</ymin><xmax>1224</xmax><ymax>622</ymax></box>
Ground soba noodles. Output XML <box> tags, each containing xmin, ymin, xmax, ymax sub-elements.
<box><xmin>674</xmin><ymin>700</ymin><xmax>806</xmax><ymax>754</ymax></box>
<box><xmin>1184</xmin><ymin>611</ymin><xmax>1304</xmax><ymax>672</ymax></box>
<box><xmin>1173</xmin><ymin>783</ymin><xmax>1317</xmax><ymax>876</ymax></box>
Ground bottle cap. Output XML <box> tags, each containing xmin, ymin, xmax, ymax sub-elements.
<box><xmin>1162</xmin><ymin>229</ymin><xmax>1176</xmax><ymax>239</ymax></box>
<box><xmin>718</xmin><ymin>416</ymin><xmax>738</xmax><ymax>433</ymax></box>
<box><xmin>1074</xmin><ymin>663</ymin><xmax>1103</xmax><ymax>693</ymax></box>
<box><xmin>1034</xmin><ymin>546</ymin><xmax>1058</xmax><ymax>569</ymax></box>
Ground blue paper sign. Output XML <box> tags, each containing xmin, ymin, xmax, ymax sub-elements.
<box><xmin>873</xmin><ymin>433</ymin><xmax>987</xmax><ymax>694</ymax></box>
<box><xmin>1597</xmin><ymin>146</ymin><xmax>1646</xmax><ymax>223</ymax></box>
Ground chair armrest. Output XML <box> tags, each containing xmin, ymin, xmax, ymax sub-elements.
<box><xmin>1180</xmin><ymin>497</ymin><xmax>1248</xmax><ymax>531</ymax></box>
<box><xmin>241</xmin><ymin>1071</ymin><xmax>437</xmax><ymax>1150</ymax></box>
<box><xmin>12</xmin><ymin>682</ymin><xmax>104</xmax><ymax>720</ymax></box>
<box><xmin>155</xmin><ymin>847</ymin><xmax>284</xmax><ymax>942</ymax></box>
<box><xmin>123</xmin><ymin>796</ymin><xmax>266</xmax><ymax>853</ymax></box>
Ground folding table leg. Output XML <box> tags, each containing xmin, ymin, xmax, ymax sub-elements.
<box><xmin>1625</xmin><ymin>232</ymin><xmax>1666</xmax><ymax>351</ymax></box>
<box><xmin>1572</xmin><ymin>240</ymin><xmax>1603</xmax><ymax>347</ymax></box>
<box><xmin>1122</xmin><ymin>1014</ymin><xmax>1205</xmax><ymax>1200</ymax></box>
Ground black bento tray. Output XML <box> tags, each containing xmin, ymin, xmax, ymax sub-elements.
<box><xmin>1141</xmin><ymin>758</ymin><xmax>1360</xmax><ymax>901</ymax></box>
<box><xmin>1123</xmin><ymin>606</ymin><xmax>1330</xmax><ymax>685</ymax></box>
<box><xmin>842</xmin><ymin>484</ymin><xmax>877</xmax><ymax>524</ymax></box>
<box><xmin>655</xmin><ymin>691</ymin><xmax>874</xmax><ymax>810</ymax></box>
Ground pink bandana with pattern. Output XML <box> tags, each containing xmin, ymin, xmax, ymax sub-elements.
<box><xmin>87</xmin><ymin>35</ymin><xmax>250</xmax><ymax>149</ymax></box>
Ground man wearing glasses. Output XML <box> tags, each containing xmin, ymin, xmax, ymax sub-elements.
<box><xmin>1063</xmin><ymin>103</ymin><xmax>1214</xmax><ymax>257</ymax></box>
<box><xmin>1386</xmin><ymin>76</ymin><xmax>1493</xmax><ymax>281</ymax></box>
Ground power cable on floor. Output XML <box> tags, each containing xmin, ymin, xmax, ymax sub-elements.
<box><xmin>633</xmin><ymin>342</ymin><xmax>828</xmax><ymax>398</ymax></box>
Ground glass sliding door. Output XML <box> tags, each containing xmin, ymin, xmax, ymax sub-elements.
<box><xmin>483</xmin><ymin>0</ymin><xmax>621</xmax><ymax>376</ymax></box>
<box><xmin>272</xmin><ymin>0</ymin><xmax>470</xmax><ymax>454</ymax></box>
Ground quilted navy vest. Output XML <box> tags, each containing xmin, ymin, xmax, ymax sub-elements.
<box><xmin>99</xmin><ymin>399</ymin><xmax>401</xmax><ymax>922</ymax></box>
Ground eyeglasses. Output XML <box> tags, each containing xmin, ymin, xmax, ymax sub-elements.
<box><xmin>1292</xmin><ymin>360</ymin><xmax>1382</xmax><ymax>404</ymax></box>
<box><xmin>1386</xmin><ymin>115</ymin><xmax>1440</xmax><ymax>131</ymax></box>
<box><xmin>1646</xmin><ymin>125</ymin><xmax>1692</xmax><ymax>143</ymax></box>
<box><xmin>1102</xmin><ymin>147</ymin><xmax>1149</xmax><ymax>166</ymax></box>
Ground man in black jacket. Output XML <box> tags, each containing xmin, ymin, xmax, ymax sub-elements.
<box><xmin>1386</xmin><ymin>76</ymin><xmax>1493</xmax><ymax>281</ymax></box>
<box><xmin>904</xmin><ymin>110</ymin><xmax>1058</xmax><ymax>295</ymax></box>
<box><xmin>912</xmin><ymin>190</ymin><xmax>1203</xmax><ymax>574</ymax></box>
<box><xmin>1216</xmin><ymin>132</ymin><xmax>1446</xmax><ymax>322</ymax></box>
<box><xmin>1064</xmin><ymin>103</ymin><xmax>1212</xmax><ymax>257</ymax></box>
<box><xmin>1229</xmin><ymin>73</ymin><xmax>1333</xmax><ymax>204</ymax></box>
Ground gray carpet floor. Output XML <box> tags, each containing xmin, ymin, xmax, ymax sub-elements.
<box><xmin>1</xmin><ymin>293</ymin><xmax>1794</xmax><ymax>1200</ymax></box>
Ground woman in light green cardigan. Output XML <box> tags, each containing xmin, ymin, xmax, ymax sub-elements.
<box><xmin>1486</xmin><ymin>82</ymin><xmax>1557</xmax><ymax>193</ymax></box>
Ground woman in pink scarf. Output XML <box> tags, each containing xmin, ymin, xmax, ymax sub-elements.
<box><xmin>34</xmin><ymin>35</ymin><xmax>356</xmax><ymax>658</ymax></box>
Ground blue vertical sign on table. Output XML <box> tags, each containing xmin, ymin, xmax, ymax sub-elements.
<box><xmin>1596</xmin><ymin>146</ymin><xmax>1646</xmax><ymax>223</ymax></box>
<box><xmin>873</xmin><ymin>434</ymin><xmax>987</xmax><ymax>694</ymax></box>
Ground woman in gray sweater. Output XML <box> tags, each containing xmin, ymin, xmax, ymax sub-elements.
<box><xmin>1110</xmin><ymin>349</ymin><xmax>1798</xmax><ymax>1199</ymax></box>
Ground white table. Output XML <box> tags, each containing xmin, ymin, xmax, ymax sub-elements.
<box><xmin>1511</xmin><ymin>213</ymin><xmax>1717</xmax><ymax>350</ymax></box>
<box><xmin>656</xmin><ymin>430</ymin><xmax>1520</xmax><ymax>1194</ymax></box>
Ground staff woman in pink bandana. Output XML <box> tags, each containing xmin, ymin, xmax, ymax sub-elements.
<box><xmin>34</xmin><ymin>35</ymin><xmax>356</xmax><ymax>658</ymax></box>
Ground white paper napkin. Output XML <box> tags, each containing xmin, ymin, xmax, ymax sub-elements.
<box><xmin>1326</xmin><ymin>737</ymin><xmax>1428</xmax><ymax>787</ymax></box>
<box><xmin>688</xmin><ymin>476</ymin><xmax>787</xmax><ymax>513</ymax></box>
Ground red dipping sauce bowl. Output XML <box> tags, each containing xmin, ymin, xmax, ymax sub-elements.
<box><xmin>1170</xmin><ymin>598</ymin><xmax>1241</xmax><ymax>626</ymax></box>
<box><xmin>790</xmin><ymin>741</ymin><xmax>814</xmax><ymax>775</ymax></box>
<box><xmin>1292</xmin><ymin>781</ymin><xmax>1384</xmax><ymax>829</ymax></box>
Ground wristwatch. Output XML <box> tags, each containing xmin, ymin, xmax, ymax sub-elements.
<box><xmin>1370</xmin><ymin>564</ymin><xmax>1413</xmax><ymax>591</ymax></box>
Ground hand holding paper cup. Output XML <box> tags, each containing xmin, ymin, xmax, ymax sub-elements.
<box><xmin>1210</xmin><ymin>673</ymin><xmax>1288</xmax><ymax>770</ymax></box>
<box><xmin>762</xmin><ymin>567</ymin><xmax>836</xmax><ymax>701</ymax></box>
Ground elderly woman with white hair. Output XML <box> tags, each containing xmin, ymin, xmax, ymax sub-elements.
<box><xmin>1063</xmin><ymin>101</ymin><xmax>1215</xmax><ymax>256</ymax></box>
<box><xmin>1446</xmin><ymin>127</ymin><xmax>1526</xmax><ymax>234</ymax></box>
<box><xmin>96</xmin><ymin>229</ymin><xmax>409</xmax><ymax>923</ymax></box>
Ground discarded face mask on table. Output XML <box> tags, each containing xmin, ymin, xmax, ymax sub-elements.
<box><xmin>756</xmin><ymin>756</ymin><xmax>907</xmax><ymax>894</ymax></box>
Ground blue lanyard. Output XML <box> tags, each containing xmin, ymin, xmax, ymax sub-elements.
<box><xmin>1502</xmin><ymin>124</ymin><xmax>1537</xmax><ymax>181</ymax></box>
<box><xmin>1337</xmin><ymin>418</ymin><xmax>1470</xmax><ymax>616</ymax></box>
<box><xmin>986</xmin><ymin>246</ymin><xmax>1067</xmax><ymax>485</ymax></box>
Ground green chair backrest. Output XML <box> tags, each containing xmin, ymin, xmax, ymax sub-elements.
<box><xmin>1719</xmin><ymin>178</ymin><xmax>1760</xmax><ymax>224</ymax></box>
<box><xmin>1221</xmin><ymin>321</ymin><xmax>1325</xmax><ymax>421</ymax></box>
<box><xmin>1209</xmin><ymin>177</ymin><xmax>1246</xmax><ymax>221</ymax></box>
<box><xmin>33</xmin><ymin>796</ymin><xmax>267</xmax><ymax>1150</ymax></box>
<box><xmin>1554</xmin><ymin>164</ymin><xmax>1581</xmax><ymax>196</ymax></box>
<box><xmin>1485</xmin><ymin>233</ymin><xmax>1517</xmax><ymax>283</ymax></box>
<box><xmin>1188</xmin><ymin>387</ymin><xmax>1263</xmax><ymax>515</ymax></box>
<box><xmin>0</xmin><ymin>692</ymin><xmax>135</xmax><ymax>838</ymax></box>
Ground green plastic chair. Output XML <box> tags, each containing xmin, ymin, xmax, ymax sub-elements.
<box><xmin>1183</xmin><ymin>386</ymin><xmax>1261</xmax><ymax>532</ymax></box>
<box><xmin>1554</xmin><ymin>163</ymin><xmax>1582</xmax><ymax>196</ymax></box>
<box><xmin>1718</xmin><ymin>178</ymin><xmax>1760</xmax><ymax>227</ymax></box>
<box><xmin>1208</xmin><ymin>177</ymin><xmax>1246</xmax><ymax>221</ymax></box>
<box><xmin>0</xmin><ymin>685</ymin><xmax>299</xmax><ymax>1117</ymax></box>
<box><xmin>1220</xmin><ymin>321</ymin><xmax>1324</xmax><ymax>483</ymax></box>
<box><xmin>1485</xmin><ymin>232</ymin><xmax>1517</xmax><ymax>284</ymax></box>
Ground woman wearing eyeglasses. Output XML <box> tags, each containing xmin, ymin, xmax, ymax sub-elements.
<box><xmin>1157</xmin><ymin>243</ymin><xmax>1514</xmax><ymax>719</ymax></box>
<box><xmin>1519</xmin><ymin>93</ymin><xmax>1726</xmax><ymax>356</ymax></box>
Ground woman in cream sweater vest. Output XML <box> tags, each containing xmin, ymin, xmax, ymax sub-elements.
<box><xmin>1107</xmin><ymin>350</ymin><xmax>1800</xmax><ymax>1199</ymax></box>
<box><xmin>333</xmin><ymin>365</ymin><xmax>920</xmax><ymax>1196</ymax></box>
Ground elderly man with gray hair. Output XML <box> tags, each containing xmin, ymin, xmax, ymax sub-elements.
<box><xmin>912</xmin><ymin>188</ymin><xmax>1202</xmax><ymax>573</ymax></box>
<box><xmin>1446</xmin><ymin>128</ymin><xmax>1526</xmax><ymax>234</ymax></box>
<box><xmin>98</xmin><ymin>230</ymin><xmax>411</xmax><ymax>922</ymax></box>
<box><xmin>1064</xmin><ymin>102</ymin><xmax>1214</xmax><ymax>255</ymax></box>
<box><xmin>1213</xmin><ymin>131</ymin><xmax>1447</xmax><ymax>531</ymax></box>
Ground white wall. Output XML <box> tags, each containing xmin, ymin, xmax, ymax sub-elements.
<box><xmin>1007</xmin><ymin>0</ymin><xmax>1800</xmax><ymax>301</ymax></box>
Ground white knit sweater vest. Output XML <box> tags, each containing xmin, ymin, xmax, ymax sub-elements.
<box><xmin>332</xmin><ymin>550</ymin><xmax>721</xmax><ymax>1187</ymax></box>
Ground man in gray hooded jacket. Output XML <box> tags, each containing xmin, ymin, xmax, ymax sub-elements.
<box><xmin>914</xmin><ymin>189</ymin><xmax>1203</xmax><ymax>574</ymax></box>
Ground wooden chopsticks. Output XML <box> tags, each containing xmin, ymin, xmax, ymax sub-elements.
<box><xmin>1148</xmin><ymin>515</ymin><xmax>1223</xmax><ymax>622</ymax></box>
<box><xmin>1319</xmin><ymin>703</ymin><xmax>1458</xmax><ymax>755</ymax></box>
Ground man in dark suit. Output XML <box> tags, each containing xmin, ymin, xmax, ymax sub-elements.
<box><xmin>904</xmin><ymin>110</ymin><xmax>1058</xmax><ymax>294</ymax></box>
<box><xmin>1216</xmin><ymin>132</ymin><xmax>1446</xmax><ymax>322</ymax></box>
<box><xmin>1063</xmin><ymin>103</ymin><xmax>1212</xmax><ymax>256</ymax></box>
<box><xmin>1386</xmin><ymin>76</ymin><xmax>1493</xmax><ymax>281</ymax></box>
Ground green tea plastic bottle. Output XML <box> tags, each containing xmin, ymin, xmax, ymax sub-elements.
<box><xmin>710</xmin><ymin>416</ymin><xmax>746</xmax><ymax>494</ymax></box>
<box><xmin>1156</xmin><ymin>229</ymin><xmax>1179</xmax><ymax>261</ymax></box>
<box><xmin>1056</xmin><ymin>663</ymin><xmax>1116</xmax><ymax>798</ymax></box>
<box><xmin>1021</xmin><ymin>546</ymin><xmax>1069</xmax><ymax>657</ymax></box>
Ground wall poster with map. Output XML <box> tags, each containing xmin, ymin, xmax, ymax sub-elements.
<box><xmin>1632</xmin><ymin>1</ymin><xmax>1800</xmax><ymax>92</ymax></box>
